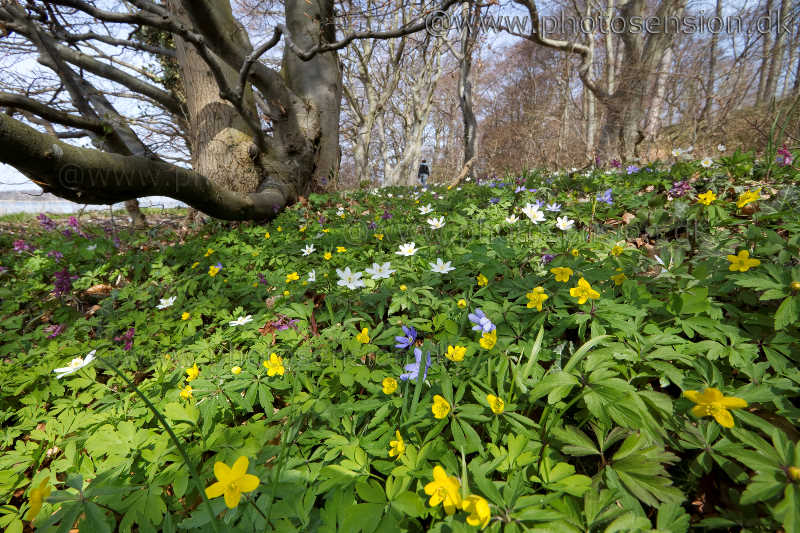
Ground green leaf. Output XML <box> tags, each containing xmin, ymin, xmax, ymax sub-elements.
<box><xmin>775</xmin><ymin>295</ymin><xmax>800</xmax><ymax>330</ymax></box>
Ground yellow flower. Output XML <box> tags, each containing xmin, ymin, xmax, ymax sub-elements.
<box><xmin>446</xmin><ymin>345</ymin><xmax>466</xmax><ymax>362</ymax></box>
<box><xmin>432</xmin><ymin>395</ymin><xmax>451</xmax><ymax>419</ymax></box>
<box><xmin>791</xmin><ymin>281</ymin><xmax>800</xmax><ymax>292</ymax></box>
<box><xmin>324</xmin><ymin>252</ymin><xmax>332</xmax><ymax>260</ymax></box>
<box><xmin>204</xmin><ymin>456</ymin><xmax>260</xmax><ymax>509</ymax></box>
<box><xmin>180</xmin><ymin>384</ymin><xmax>192</xmax><ymax>400</ymax></box>
<box><xmin>190</xmin><ymin>261</ymin><xmax>199</xmax><ymax>269</ymax></box>
<box><xmin>611</xmin><ymin>272</ymin><xmax>627</xmax><ymax>286</ymax></box>
<box><xmin>462</xmin><ymin>494</ymin><xmax>491</xmax><ymax>529</ymax></box>
<box><xmin>388</xmin><ymin>430</ymin><xmax>405</xmax><ymax>458</ymax></box>
<box><xmin>336</xmin><ymin>246</ymin><xmax>347</xmax><ymax>253</ymax></box>
<box><xmin>457</xmin><ymin>298</ymin><xmax>467</xmax><ymax>308</ymax></box>
<box><xmin>204</xmin><ymin>248</ymin><xmax>214</xmax><ymax>257</ymax></box>
<box><xmin>231</xmin><ymin>366</ymin><xmax>242</xmax><ymax>375</ymax></box>
<box><xmin>571</xmin><ymin>248</ymin><xmax>580</xmax><ymax>257</ymax></box>
<box><xmin>208</xmin><ymin>265</ymin><xmax>220</xmax><ymax>277</ymax></box>
<box><xmin>570</xmin><ymin>277</ymin><xmax>600</xmax><ymax>304</ymax></box>
<box><xmin>476</xmin><ymin>273</ymin><xmax>488</xmax><ymax>287</ymax></box>
<box><xmin>263</xmin><ymin>353</ymin><xmax>285</xmax><ymax>376</ymax></box>
<box><xmin>610</xmin><ymin>245</ymin><xmax>624</xmax><ymax>256</ymax></box>
<box><xmin>525</xmin><ymin>286</ymin><xmax>548</xmax><ymax>311</ymax></box>
<box><xmin>374</xmin><ymin>233</ymin><xmax>384</xmax><ymax>240</ymax></box>
<box><xmin>382</xmin><ymin>377</ymin><xmax>398</xmax><ymax>394</ymax></box>
<box><xmin>550</xmin><ymin>266</ymin><xmax>573</xmax><ymax>282</ymax></box>
<box><xmin>285</xmin><ymin>272</ymin><xmax>299</xmax><ymax>283</ymax></box>
<box><xmin>736</xmin><ymin>188</ymin><xmax>761</xmax><ymax>208</ymax></box>
<box><xmin>181</xmin><ymin>312</ymin><xmax>190</xmax><ymax>321</ymax></box>
<box><xmin>264</xmin><ymin>231</ymin><xmax>270</xmax><ymax>239</ymax></box>
<box><xmin>479</xmin><ymin>330</ymin><xmax>497</xmax><ymax>350</ymax></box>
<box><xmin>283</xmin><ymin>290</ymin><xmax>290</xmax><ymax>297</ymax></box>
<box><xmin>322</xmin><ymin>228</ymin><xmax>330</xmax><ymax>233</ymax></box>
<box><xmin>25</xmin><ymin>478</ymin><xmax>51</xmax><ymax>521</ymax></box>
<box><xmin>399</xmin><ymin>284</ymin><xmax>407</xmax><ymax>291</ymax></box>
<box><xmin>788</xmin><ymin>466</ymin><xmax>800</xmax><ymax>482</ymax></box>
<box><xmin>186</xmin><ymin>363</ymin><xmax>199</xmax><ymax>382</ymax></box>
<box><xmin>727</xmin><ymin>250</ymin><xmax>760</xmax><ymax>272</ymax></box>
<box><xmin>252</xmin><ymin>282</ymin><xmax>258</xmax><ymax>288</ymax></box>
<box><xmin>277</xmin><ymin>226</ymin><xmax>282</xmax><ymax>232</ymax></box>
<box><xmin>683</xmin><ymin>387</ymin><xmax>747</xmax><ymax>428</ymax></box>
<box><xmin>356</xmin><ymin>328</ymin><xmax>370</xmax><ymax>344</ymax></box>
<box><xmin>697</xmin><ymin>190</ymin><xmax>717</xmax><ymax>205</ymax></box>
<box><xmin>299</xmin><ymin>225</ymin><xmax>306</xmax><ymax>232</ymax></box>
<box><xmin>486</xmin><ymin>394</ymin><xmax>505</xmax><ymax>415</ymax></box>
<box><xmin>423</xmin><ymin>466</ymin><xmax>462</xmax><ymax>515</ymax></box>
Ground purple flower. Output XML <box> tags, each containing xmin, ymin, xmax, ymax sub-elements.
<box><xmin>267</xmin><ymin>314</ymin><xmax>299</xmax><ymax>331</ymax></box>
<box><xmin>68</xmin><ymin>216</ymin><xmax>80</xmax><ymax>230</ymax></box>
<box><xmin>777</xmin><ymin>145</ymin><xmax>793</xmax><ymax>167</ymax></box>
<box><xmin>37</xmin><ymin>213</ymin><xmax>57</xmax><ymax>231</ymax></box>
<box><xmin>13</xmin><ymin>240</ymin><xmax>33</xmax><ymax>253</ymax></box>
<box><xmin>367</xmin><ymin>221</ymin><xmax>378</xmax><ymax>230</ymax></box>
<box><xmin>399</xmin><ymin>348</ymin><xmax>431</xmax><ymax>382</ymax></box>
<box><xmin>394</xmin><ymin>325</ymin><xmax>417</xmax><ymax>350</ymax></box>
<box><xmin>541</xmin><ymin>254</ymin><xmax>555</xmax><ymax>265</ymax></box>
<box><xmin>62</xmin><ymin>229</ymin><xmax>73</xmax><ymax>238</ymax></box>
<box><xmin>0</xmin><ymin>266</ymin><xmax>8</xmax><ymax>274</ymax></box>
<box><xmin>610</xmin><ymin>159</ymin><xmax>621</xmax><ymax>168</ymax></box>
<box><xmin>114</xmin><ymin>327</ymin><xmax>135</xmax><ymax>351</ymax></box>
<box><xmin>596</xmin><ymin>188</ymin><xmax>613</xmax><ymax>205</ymax></box>
<box><xmin>669</xmin><ymin>181</ymin><xmax>692</xmax><ymax>197</ymax></box>
<box><xmin>626</xmin><ymin>165</ymin><xmax>640</xmax><ymax>174</ymax></box>
<box><xmin>381</xmin><ymin>210</ymin><xmax>393</xmax><ymax>220</ymax></box>
<box><xmin>468</xmin><ymin>309</ymin><xmax>495</xmax><ymax>333</ymax></box>
<box><xmin>53</xmin><ymin>267</ymin><xmax>77</xmax><ymax>297</ymax></box>
<box><xmin>258</xmin><ymin>273</ymin><xmax>269</xmax><ymax>285</ymax></box>
<box><xmin>44</xmin><ymin>324</ymin><xmax>66</xmax><ymax>338</ymax></box>
<box><xmin>515</xmin><ymin>186</ymin><xmax>526</xmax><ymax>193</ymax></box>
<box><xmin>47</xmin><ymin>250</ymin><xmax>64</xmax><ymax>262</ymax></box>
<box><xmin>489</xmin><ymin>197</ymin><xmax>500</xmax><ymax>204</ymax></box>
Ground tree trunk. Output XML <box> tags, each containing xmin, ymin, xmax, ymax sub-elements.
<box><xmin>757</xmin><ymin>0</ymin><xmax>774</xmax><ymax>104</ymax></box>
<box><xmin>458</xmin><ymin>2</ymin><xmax>479</xmax><ymax>179</ymax></box>
<box><xmin>763</xmin><ymin>0</ymin><xmax>790</xmax><ymax>102</ymax></box>
<box><xmin>699</xmin><ymin>0</ymin><xmax>722</xmax><ymax>122</ymax></box>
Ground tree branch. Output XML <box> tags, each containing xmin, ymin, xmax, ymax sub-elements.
<box><xmin>0</xmin><ymin>91</ymin><xmax>107</xmax><ymax>133</ymax></box>
<box><xmin>0</xmin><ymin>113</ymin><xmax>291</xmax><ymax>220</ymax></box>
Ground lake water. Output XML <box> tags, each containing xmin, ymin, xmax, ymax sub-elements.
<box><xmin>0</xmin><ymin>197</ymin><xmax>186</xmax><ymax>215</ymax></box>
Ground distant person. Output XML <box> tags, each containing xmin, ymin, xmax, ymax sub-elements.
<box><xmin>418</xmin><ymin>159</ymin><xmax>430</xmax><ymax>186</ymax></box>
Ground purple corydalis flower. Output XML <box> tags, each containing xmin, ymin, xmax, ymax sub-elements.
<box><xmin>258</xmin><ymin>273</ymin><xmax>268</xmax><ymax>285</ymax></box>
<box><xmin>394</xmin><ymin>325</ymin><xmax>417</xmax><ymax>350</ymax></box>
<box><xmin>68</xmin><ymin>216</ymin><xmax>80</xmax><ymax>230</ymax></box>
<box><xmin>777</xmin><ymin>145</ymin><xmax>793</xmax><ymax>167</ymax></box>
<box><xmin>669</xmin><ymin>181</ymin><xmax>692</xmax><ymax>198</ymax></box>
<box><xmin>268</xmin><ymin>314</ymin><xmax>299</xmax><ymax>331</ymax></box>
<box><xmin>399</xmin><ymin>348</ymin><xmax>431</xmax><ymax>382</ymax></box>
<box><xmin>381</xmin><ymin>210</ymin><xmax>392</xmax><ymax>220</ymax></box>
<box><xmin>541</xmin><ymin>254</ymin><xmax>555</xmax><ymax>265</ymax></box>
<box><xmin>47</xmin><ymin>250</ymin><xmax>64</xmax><ymax>262</ymax></box>
<box><xmin>610</xmin><ymin>159</ymin><xmax>621</xmax><ymax>168</ymax></box>
<box><xmin>367</xmin><ymin>221</ymin><xmax>378</xmax><ymax>230</ymax></box>
<box><xmin>44</xmin><ymin>324</ymin><xmax>66</xmax><ymax>338</ymax></box>
<box><xmin>13</xmin><ymin>240</ymin><xmax>33</xmax><ymax>253</ymax></box>
<box><xmin>53</xmin><ymin>268</ymin><xmax>77</xmax><ymax>297</ymax></box>
<box><xmin>114</xmin><ymin>327</ymin><xmax>135</xmax><ymax>351</ymax></box>
<box><xmin>596</xmin><ymin>188</ymin><xmax>613</xmax><ymax>205</ymax></box>
<box><xmin>37</xmin><ymin>213</ymin><xmax>57</xmax><ymax>231</ymax></box>
<box><xmin>468</xmin><ymin>309</ymin><xmax>495</xmax><ymax>333</ymax></box>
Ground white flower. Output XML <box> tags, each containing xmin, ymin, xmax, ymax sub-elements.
<box><xmin>396</xmin><ymin>242</ymin><xmax>418</xmax><ymax>256</ymax></box>
<box><xmin>700</xmin><ymin>157</ymin><xmax>713</xmax><ymax>168</ymax></box>
<box><xmin>418</xmin><ymin>204</ymin><xmax>433</xmax><ymax>215</ymax></box>
<box><xmin>671</xmin><ymin>148</ymin><xmax>682</xmax><ymax>157</ymax></box>
<box><xmin>545</xmin><ymin>203</ymin><xmax>561</xmax><ymax>212</ymax></box>
<box><xmin>229</xmin><ymin>315</ymin><xmax>253</xmax><ymax>327</ymax></box>
<box><xmin>336</xmin><ymin>207</ymin><xmax>345</xmax><ymax>215</ymax></box>
<box><xmin>555</xmin><ymin>216</ymin><xmax>574</xmax><ymax>231</ymax></box>
<box><xmin>387</xmin><ymin>193</ymin><xmax>393</xmax><ymax>198</ymax></box>
<box><xmin>365</xmin><ymin>262</ymin><xmax>395</xmax><ymax>280</ymax></box>
<box><xmin>717</xmin><ymin>144</ymin><xmax>726</xmax><ymax>152</ymax></box>
<box><xmin>301</xmin><ymin>244</ymin><xmax>316</xmax><ymax>256</ymax></box>
<box><xmin>54</xmin><ymin>350</ymin><xmax>96</xmax><ymax>379</ymax></box>
<box><xmin>427</xmin><ymin>216</ymin><xmax>445</xmax><ymax>229</ymax></box>
<box><xmin>156</xmin><ymin>296</ymin><xmax>176</xmax><ymax>309</ymax></box>
<box><xmin>429</xmin><ymin>258</ymin><xmax>455</xmax><ymax>274</ymax></box>
<box><xmin>336</xmin><ymin>267</ymin><xmax>366</xmax><ymax>290</ymax></box>
<box><xmin>521</xmin><ymin>203</ymin><xmax>545</xmax><ymax>223</ymax></box>
<box><xmin>86</xmin><ymin>244</ymin><xmax>97</xmax><ymax>251</ymax></box>
<box><xmin>505</xmin><ymin>215</ymin><xmax>519</xmax><ymax>224</ymax></box>
<box><xmin>307</xmin><ymin>269</ymin><xmax>316</xmax><ymax>282</ymax></box>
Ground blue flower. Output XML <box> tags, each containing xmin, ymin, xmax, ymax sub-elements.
<box><xmin>399</xmin><ymin>348</ymin><xmax>431</xmax><ymax>382</ymax></box>
<box><xmin>545</xmin><ymin>202</ymin><xmax>561</xmax><ymax>212</ymax></box>
<box><xmin>626</xmin><ymin>165</ymin><xmax>639</xmax><ymax>175</ymax></box>
<box><xmin>596</xmin><ymin>188</ymin><xmax>613</xmax><ymax>205</ymax></box>
<box><xmin>489</xmin><ymin>197</ymin><xmax>500</xmax><ymax>204</ymax></box>
<box><xmin>394</xmin><ymin>325</ymin><xmax>417</xmax><ymax>350</ymax></box>
<box><xmin>468</xmin><ymin>309</ymin><xmax>495</xmax><ymax>333</ymax></box>
<box><xmin>515</xmin><ymin>186</ymin><xmax>526</xmax><ymax>193</ymax></box>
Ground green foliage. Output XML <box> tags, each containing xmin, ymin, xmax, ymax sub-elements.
<box><xmin>1</xmin><ymin>151</ymin><xmax>799</xmax><ymax>531</ymax></box>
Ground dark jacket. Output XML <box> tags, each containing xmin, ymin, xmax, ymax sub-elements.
<box><xmin>418</xmin><ymin>163</ymin><xmax>430</xmax><ymax>176</ymax></box>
